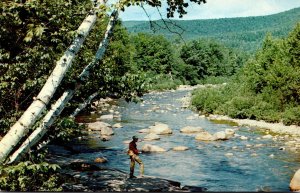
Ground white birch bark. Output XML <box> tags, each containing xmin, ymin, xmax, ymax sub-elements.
<box><xmin>0</xmin><ymin>0</ymin><xmax>106</xmax><ymax>164</ymax></box>
<box><xmin>8</xmin><ymin>9</ymin><xmax>119</xmax><ymax>164</ymax></box>
<box><xmin>70</xmin><ymin>92</ymin><xmax>99</xmax><ymax>118</ymax></box>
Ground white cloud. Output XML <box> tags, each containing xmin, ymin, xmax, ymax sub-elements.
<box><xmin>119</xmin><ymin>0</ymin><xmax>300</xmax><ymax>21</ymax></box>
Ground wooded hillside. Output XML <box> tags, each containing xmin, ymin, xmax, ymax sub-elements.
<box><xmin>123</xmin><ymin>7</ymin><xmax>300</xmax><ymax>52</ymax></box>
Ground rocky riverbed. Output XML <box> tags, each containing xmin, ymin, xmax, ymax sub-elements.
<box><xmin>46</xmin><ymin>84</ymin><xmax>300</xmax><ymax>191</ymax></box>
<box><xmin>46</xmin><ymin>144</ymin><xmax>206</xmax><ymax>192</ymax></box>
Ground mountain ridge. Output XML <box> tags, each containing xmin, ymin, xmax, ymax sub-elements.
<box><xmin>123</xmin><ymin>7</ymin><xmax>300</xmax><ymax>52</ymax></box>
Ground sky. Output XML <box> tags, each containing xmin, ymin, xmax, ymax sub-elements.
<box><xmin>119</xmin><ymin>0</ymin><xmax>300</xmax><ymax>21</ymax></box>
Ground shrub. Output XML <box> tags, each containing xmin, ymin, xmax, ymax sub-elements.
<box><xmin>220</xmin><ymin>96</ymin><xmax>256</xmax><ymax>119</ymax></box>
<box><xmin>149</xmin><ymin>74</ymin><xmax>183</xmax><ymax>91</ymax></box>
<box><xmin>191</xmin><ymin>87</ymin><xmax>225</xmax><ymax>114</ymax></box>
<box><xmin>282</xmin><ymin>107</ymin><xmax>300</xmax><ymax>126</ymax></box>
<box><xmin>0</xmin><ymin>161</ymin><xmax>62</xmax><ymax>191</ymax></box>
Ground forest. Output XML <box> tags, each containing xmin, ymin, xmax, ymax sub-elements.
<box><xmin>0</xmin><ymin>0</ymin><xmax>300</xmax><ymax>191</ymax></box>
<box><xmin>124</xmin><ymin>7</ymin><xmax>300</xmax><ymax>52</ymax></box>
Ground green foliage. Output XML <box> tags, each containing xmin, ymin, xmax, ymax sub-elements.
<box><xmin>124</xmin><ymin>7</ymin><xmax>300</xmax><ymax>53</ymax></box>
<box><xmin>131</xmin><ymin>33</ymin><xmax>175</xmax><ymax>74</ymax></box>
<box><xmin>282</xmin><ymin>107</ymin><xmax>300</xmax><ymax>126</ymax></box>
<box><xmin>54</xmin><ymin>118</ymin><xmax>85</xmax><ymax>142</ymax></box>
<box><xmin>0</xmin><ymin>2</ymin><xmax>149</xmax><ymax>135</ymax></box>
<box><xmin>191</xmin><ymin>87</ymin><xmax>226</xmax><ymax>114</ymax></box>
<box><xmin>191</xmin><ymin>23</ymin><xmax>300</xmax><ymax>125</ymax></box>
<box><xmin>198</xmin><ymin>76</ymin><xmax>231</xmax><ymax>85</ymax></box>
<box><xmin>180</xmin><ymin>39</ymin><xmax>243</xmax><ymax>83</ymax></box>
<box><xmin>0</xmin><ymin>0</ymin><xmax>94</xmax><ymax>134</ymax></box>
<box><xmin>0</xmin><ymin>161</ymin><xmax>62</xmax><ymax>191</ymax></box>
<box><xmin>148</xmin><ymin>74</ymin><xmax>183</xmax><ymax>91</ymax></box>
<box><xmin>72</xmin><ymin>23</ymin><xmax>149</xmax><ymax>104</ymax></box>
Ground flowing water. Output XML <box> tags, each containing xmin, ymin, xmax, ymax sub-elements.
<box><xmin>69</xmin><ymin>90</ymin><xmax>300</xmax><ymax>191</ymax></box>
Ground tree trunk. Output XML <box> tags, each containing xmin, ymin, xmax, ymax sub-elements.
<box><xmin>0</xmin><ymin>0</ymin><xmax>106</xmax><ymax>164</ymax></box>
<box><xmin>70</xmin><ymin>92</ymin><xmax>99</xmax><ymax>118</ymax></box>
<box><xmin>8</xmin><ymin>9</ymin><xmax>119</xmax><ymax>164</ymax></box>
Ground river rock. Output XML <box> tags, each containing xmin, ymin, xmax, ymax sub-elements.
<box><xmin>225</xmin><ymin>153</ymin><xmax>234</xmax><ymax>157</ymax></box>
<box><xmin>138</xmin><ymin>129</ymin><xmax>150</xmax><ymax>133</ymax></box>
<box><xmin>225</xmin><ymin>129</ymin><xmax>235</xmax><ymax>137</ymax></box>
<box><xmin>180</xmin><ymin>126</ymin><xmax>204</xmax><ymax>134</ymax></box>
<box><xmin>291</xmin><ymin>169</ymin><xmax>300</xmax><ymax>187</ymax></box>
<box><xmin>149</xmin><ymin>122</ymin><xmax>172</xmax><ymax>135</ymax></box>
<box><xmin>213</xmin><ymin>131</ymin><xmax>228</xmax><ymax>140</ymax></box>
<box><xmin>87</xmin><ymin>121</ymin><xmax>111</xmax><ymax>131</ymax></box>
<box><xmin>173</xmin><ymin>146</ymin><xmax>189</xmax><ymax>151</ymax></box>
<box><xmin>195</xmin><ymin>131</ymin><xmax>215</xmax><ymax>141</ymax></box>
<box><xmin>94</xmin><ymin>157</ymin><xmax>108</xmax><ymax>163</ymax></box>
<box><xmin>100</xmin><ymin>127</ymin><xmax>114</xmax><ymax>136</ymax></box>
<box><xmin>142</xmin><ymin>144</ymin><xmax>166</xmax><ymax>152</ymax></box>
<box><xmin>113</xmin><ymin>123</ymin><xmax>123</xmax><ymax>128</ymax></box>
<box><xmin>144</xmin><ymin>133</ymin><xmax>160</xmax><ymax>141</ymax></box>
<box><xmin>240</xmin><ymin>136</ymin><xmax>248</xmax><ymax>140</ymax></box>
<box><xmin>262</xmin><ymin>134</ymin><xmax>273</xmax><ymax>139</ymax></box>
<box><xmin>62</xmin><ymin>161</ymin><xmax>206</xmax><ymax>192</ymax></box>
<box><xmin>100</xmin><ymin>114</ymin><xmax>114</xmax><ymax>120</ymax></box>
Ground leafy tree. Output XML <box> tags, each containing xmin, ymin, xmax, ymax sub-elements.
<box><xmin>180</xmin><ymin>39</ymin><xmax>243</xmax><ymax>82</ymax></box>
<box><xmin>191</xmin><ymin>23</ymin><xmax>300</xmax><ymax>125</ymax></box>
<box><xmin>131</xmin><ymin>33</ymin><xmax>174</xmax><ymax>74</ymax></box>
<box><xmin>0</xmin><ymin>0</ymin><xmax>208</xmax><ymax>166</ymax></box>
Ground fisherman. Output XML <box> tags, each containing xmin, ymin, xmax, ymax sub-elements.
<box><xmin>127</xmin><ymin>136</ymin><xmax>144</xmax><ymax>178</ymax></box>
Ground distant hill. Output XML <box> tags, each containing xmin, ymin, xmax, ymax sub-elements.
<box><xmin>123</xmin><ymin>7</ymin><xmax>300</xmax><ymax>52</ymax></box>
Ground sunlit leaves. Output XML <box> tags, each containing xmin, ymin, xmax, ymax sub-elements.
<box><xmin>0</xmin><ymin>161</ymin><xmax>62</xmax><ymax>191</ymax></box>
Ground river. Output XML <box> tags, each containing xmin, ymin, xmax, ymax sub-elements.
<box><xmin>67</xmin><ymin>89</ymin><xmax>300</xmax><ymax>191</ymax></box>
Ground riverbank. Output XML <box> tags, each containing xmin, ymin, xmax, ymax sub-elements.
<box><xmin>207</xmin><ymin>114</ymin><xmax>300</xmax><ymax>137</ymax></box>
<box><xmin>179</xmin><ymin>84</ymin><xmax>300</xmax><ymax>137</ymax></box>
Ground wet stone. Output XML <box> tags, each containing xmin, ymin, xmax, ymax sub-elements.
<box><xmin>61</xmin><ymin>162</ymin><xmax>206</xmax><ymax>192</ymax></box>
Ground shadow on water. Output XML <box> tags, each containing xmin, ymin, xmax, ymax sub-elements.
<box><xmin>63</xmin><ymin>90</ymin><xmax>300</xmax><ymax>192</ymax></box>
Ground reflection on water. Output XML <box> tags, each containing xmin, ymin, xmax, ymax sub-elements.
<box><xmin>71</xmin><ymin>90</ymin><xmax>299</xmax><ymax>191</ymax></box>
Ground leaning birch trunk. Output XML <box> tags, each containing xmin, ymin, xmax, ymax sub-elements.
<box><xmin>8</xmin><ymin>10</ymin><xmax>119</xmax><ymax>164</ymax></box>
<box><xmin>0</xmin><ymin>0</ymin><xmax>106</xmax><ymax>164</ymax></box>
<box><xmin>23</xmin><ymin>91</ymin><xmax>99</xmax><ymax>155</ymax></box>
<box><xmin>70</xmin><ymin>92</ymin><xmax>98</xmax><ymax>118</ymax></box>
<box><xmin>27</xmin><ymin>89</ymin><xmax>98</xmax><ymax>154</ymax></box>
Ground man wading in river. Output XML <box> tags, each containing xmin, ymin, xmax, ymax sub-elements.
<box><xmin>128</xmin><ymin>136</ymin><xmax>144</xmax><ymax>178</ymax></box>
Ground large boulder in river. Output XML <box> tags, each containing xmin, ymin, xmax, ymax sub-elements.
<box><xmin>149</xmin><ymin>122</ymin><xmax>172</xmax><ymax>135</ymax></box>
<box><xmin>144</xmin><ymin>133</ymin><xmax>160</xmax><ymax>141</ymax></box>
<box><xmin>195</xmin><ymin>131</ymin><xmax>215</xmax><ymax>141</ymax></box>
<box><xmin>180</xmin><ymin>126</ymin><xmax>204</xmax><ymax>134</ymax></box>
<box><xmin>142</xmin><ymin>144</ymin><xmax>166</xmax><ymax>153</ymax></box>
<box><xmin>225</xmin><ymin>129</ymin><xmax>235</xmax><ymax>138</ymax></box>
<box><xmin>100</xmin><ymin>127</ymin><xmax>114</xmax><ymax>136</ymax></box>
<box><xmin>290</xmin><ymin>169</ymin><xmax>300</xmax><ymax>191</ymax></box>
<box><xmin>87</xmin><ymin>121</ymin><xmax>111</xmax><ymax>131</ymax></box>
<box><xmin>213</xmin><ymin>131</ymin><xmax>228</xmax><ymax>140</ymax></box>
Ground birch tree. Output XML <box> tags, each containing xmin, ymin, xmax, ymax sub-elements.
<box><xmin>0</xmin><ymin>0</ymin><xmax>106</xmax><ymax>163</ymax></box>
<box><xmin>8</xmin><ymin>10</ymin><xmax>119</xmax><ymax>164</ymax></box>
<box><xmin>0</xmin><ymin>0</ymin><xmax>207</xmax><ymax>164</ymax></box>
